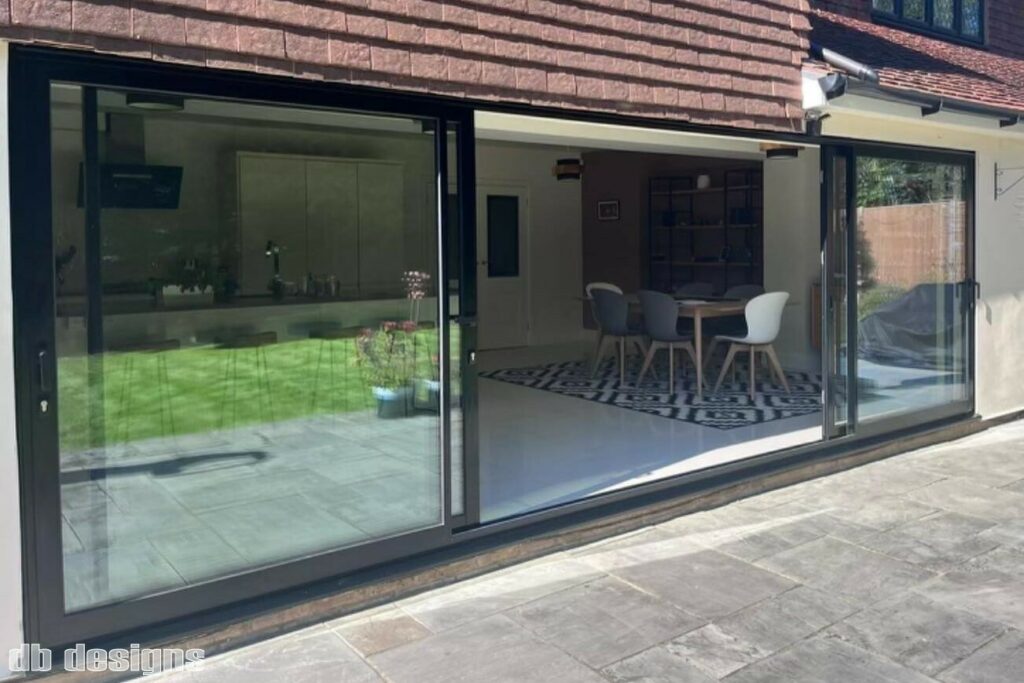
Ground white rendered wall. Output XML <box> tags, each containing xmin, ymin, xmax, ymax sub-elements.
<box><xmin>822</xmin><ymin>105</ymin><xmax>1024</xmax><ymax>419</ymax></box>
<box><xmin>0</xmin><ymin>40</ymin><xmax>25</xmax><ymax>681</ymax></box>
<box><xmin>475</xmin><ymin>141</ymin><xmax>586</xmax><ymax>347</ymax></box>
<box><xmin>763</xmin><ymin>148</ymin><xmax>822</xmax><ymax>372</ymax></box>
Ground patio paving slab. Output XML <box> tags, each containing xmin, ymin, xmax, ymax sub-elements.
<box><xmin>141</xmin><ymin>420</ymin><xmax>1024</xmax><ymax>683</ymax></box>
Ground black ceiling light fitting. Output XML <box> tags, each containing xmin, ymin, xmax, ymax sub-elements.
<box><xmin>552</xmin><ymin>158</ymin><xmax>583</xmax><ymax>181</ymax></box>
<box><xmin>762</xmin><ymin>144</ymin><xmax>801</xmax><ymax>160</ymax></box>
<box><xmin>125</xmin><ymin>92</ymin><xmax>186</xmax><ymax>112</ymax></box>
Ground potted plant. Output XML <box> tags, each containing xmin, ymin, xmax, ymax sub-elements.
<box><xmin>355</xmin><ymin>321</ymin><xmax>417</xmax><ymax>418</ymax></box>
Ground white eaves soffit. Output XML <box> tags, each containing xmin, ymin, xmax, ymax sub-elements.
<box><xmin>474</xmin><ymin>110</ymin><xmax>817</xmax><ymax>159</ymax></box>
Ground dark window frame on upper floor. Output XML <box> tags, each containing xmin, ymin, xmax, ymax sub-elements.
<box><xmin>871</xmin><ymin>0</ymin><xmax>985</xmax><ymax>46</ymax></box>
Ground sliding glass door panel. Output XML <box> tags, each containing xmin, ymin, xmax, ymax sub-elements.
<box><xmin>51</xmin><ymin>84</ymin><xmax>446</xmax><ymax>613</ymax></box>
<box><xmin>854</xmin><ymin>154</ymin><xmax>971</xmax><ymax>423</ymax></box>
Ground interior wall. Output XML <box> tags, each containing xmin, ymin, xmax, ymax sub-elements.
<box><xmin>476</xmin><ymin>141</ymin><xmax>586</xmax><ymax>346</ymax></box>
<box><xmin>823</xmin><ymin>107</ymin><xmax>1024</xmax><ymax>419</ymax></box>
<box><xmin>763</xmin><ymin>148</ymin><xmax>822</xmax><ymax>371</ymax></box>
<box><xmin>581</xmin><ymin>152</ymin><xmax>761</xmax><ymax>296</ymax></box>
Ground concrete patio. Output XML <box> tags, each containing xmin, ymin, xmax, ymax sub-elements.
<box><xmin>148</xmin><ymin>419</ymin><xmax>1024</xmax><ymax>683</ymax></box>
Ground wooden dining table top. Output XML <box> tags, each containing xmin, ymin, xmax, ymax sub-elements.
<box><xmin>582</xmin><ymin>294</ymin><xmax>749</xmax><ymax>317</ymax></box>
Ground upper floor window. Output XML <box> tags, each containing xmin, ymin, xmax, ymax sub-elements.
<box><xmin>872</xmin><ymin>0</ymin><xmax>983</xmax><ymax>43</ymax></box>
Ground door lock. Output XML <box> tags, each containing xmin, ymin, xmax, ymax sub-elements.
<box><xmin>39</xmin><ymin>399</ymin><xmax>48</xmax><ymax>414</ymax></box>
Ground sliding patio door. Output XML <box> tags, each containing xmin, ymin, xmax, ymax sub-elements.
<box><xmin>822</xmin><ymin>144</ymin><xmax>975</xmax><ymax>438</ymax></box>
<box><xmin>12</xmin><ymin>49</ymin><xmax>470</xmax><ymax>646</ymax></box>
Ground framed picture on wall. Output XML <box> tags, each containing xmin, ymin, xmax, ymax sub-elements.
<box><xmin>597</xmin><ymin>200</ymin><xmax>620</xmax><ymax>221</ymax></box>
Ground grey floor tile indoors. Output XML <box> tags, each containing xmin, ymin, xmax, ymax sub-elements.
<box><xmin>146</xmin><ymin>420</ymin><xmax>1024</xmax><ymax>682</ymax></box>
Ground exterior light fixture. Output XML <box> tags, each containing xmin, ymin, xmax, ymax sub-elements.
<box><xmin>125</xmin><ymin>92</ymin><xmax>186</xmax><ymax>112</ymax></box>
<box><xmin>552</xmin><ymin>158</ymin><xmax>583</xmax><ymax>180</ymax></box>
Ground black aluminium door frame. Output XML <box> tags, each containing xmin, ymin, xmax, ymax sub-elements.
<box><xmin>10</xmin><ymin>46</ymin><xmax>473</xmax><ymax>647</ymax></box>
<box><xmin>818</xmin><ymin>141</ymin><xmax>977</xmax><ymax>442</ymax></box>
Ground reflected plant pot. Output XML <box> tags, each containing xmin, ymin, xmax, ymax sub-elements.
<box><xmin>373</xmin><ymin>386</ymin><xmax>413</xmax><ymax>419</ymax></box>
<box><xmin>413</xmin><ymin>378</ymin><xmax>441</xmax><ymax>413</ymax></box>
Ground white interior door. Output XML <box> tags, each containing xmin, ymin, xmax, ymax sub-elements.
<box><xmin>477</xmin><ymin>186</ymin><xmax>528</xmax><ymax>349</ymax></box>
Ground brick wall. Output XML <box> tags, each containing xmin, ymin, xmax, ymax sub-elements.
<box><xmin>811</xmin><ymin>0</ymin><xmax>1024</xmax><ymax>60</ymax></box>
<box><xmin>0</xmin><ymin>0</ymin><xmax>811</xmax><ymax>132</ymax></box>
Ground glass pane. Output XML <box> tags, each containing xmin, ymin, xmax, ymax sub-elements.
<box><xmin>934</xmin><ymin>0</ymin><xmax>954</xmax><ymax>28</ymax></box>
<box><xmin>446</xmin><ymin>122</ymin><xmax>464</xmax><ymax>517</ymax></box>
<box><xmin>962</xmin><ymin>0</ymin><xmax>981</xmax><ymax>35</ymax></box>
<box><xmin>873</xmin><ymin>0</ymin><xmax>895</xmax><ymax>13</ymax></box>
<box><xmin>855</xmin><ymin>155</ymin><xmax>969</xmax><ymax>423</ymax></box>
<box><xmin>904</xmin><ymin>0</ymin><xmax>925</xmax><ymax>21</ymax></box>
<box><xmin>487</xmin><ymin>195</ymin><xmax>520</xmax><ymax>277</ymax></box>
<box><xmin>826</xmin><ymin>152</ymin><xmax>850</xmax><ymax>432</ymax></box>
<box><xmin>54</xmin><ymin>84</ymin><xmax>444</xmax><ymax>611</ymax></box>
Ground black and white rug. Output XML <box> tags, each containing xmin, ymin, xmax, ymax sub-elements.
<box><xmin>480</xmin><ymin>358</ymin><xmax>822</xmax><ymax>430</ymax></box>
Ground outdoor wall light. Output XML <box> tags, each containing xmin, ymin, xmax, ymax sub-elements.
<box><xmin>553</xmin><ymin>158</ymin><xmax>583</xmax><ymax>180</ymax></box>
<box><xmin>125</xmin><ymin>92</ymin><xmax>186</xmax><ymax>112</ymax></box>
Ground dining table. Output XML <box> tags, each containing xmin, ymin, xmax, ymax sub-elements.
<box><xmin>584</xmin><ymin>293</ymin><xmax>749</xmax><ymax>401</ymax></box>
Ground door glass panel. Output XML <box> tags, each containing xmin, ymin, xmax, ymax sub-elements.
<box><xmin>825</xmin><ymin>151</ymin><xmax>850</xmax><ymax>433</ymax></box>
<box><xmin>52</xmin><ymin>84</ymin><xmax>444</xmax><ymax>611</ymax></box>
<box><xmin>446</xmin><ymin>122</ymin><xmax>464</xmax><ymax>517</ymax></box>
<box><xmin>855</xmin><ymin>155</ymin><xmax>969</xmax><ymax>422</ymax></box>
<box><xmin>487</xmin><ymin>195</ymin><xmax>520</xmax><ymax>277</ymax></box>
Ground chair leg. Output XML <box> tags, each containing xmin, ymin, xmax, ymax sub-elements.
<box><xmin>636</xmin><ymin>342</ymin><xmax>660</xmax><ymax>386</ymax></box>
<box><xmin>668</xmin><ymin>342</ymin><xmax>675</xmax><ymax>395</ymax></box>
<box><xmin>591</xmin><ymin>334</ymin><xmax>612</xmax><ymax>377</ymax></box>
<box><xmin>618</xmin><ymin>336</ymin><xmax>626</xmax><ymax>385</ymax></box>
<box><xmin>748</xmin><ymin>346</ymin><xmax>756</xmax><ymax>400</ymax></box>
<box><xmin>766</xmin><ymin>345</ymin><xmax>791</xmax><ymax>393</ymax></box>
<box><xmin>703</xmin><ymin>338</ymin><xmax>719</xmax><ymax>369</ymax></box>
<box><xmin>714</xmin><ymin>343</ymin><xmax>741</xmax><ymax>394</ymax></box>
<box><xmin>680</xmin><ymin>342</ymin><xmax>701</xmax><ymax>388</ymax></box>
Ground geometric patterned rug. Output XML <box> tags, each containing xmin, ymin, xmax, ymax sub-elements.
<box><xmin>480</xmin><ymin>358</ymin><xmax>822</xmax><ymax>430</ymax></box>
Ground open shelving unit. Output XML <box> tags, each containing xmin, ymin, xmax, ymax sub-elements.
<box><xmin>647</xmin><ymin>166</ymin><xmax>763</xmax><ymax>294</ymax></box>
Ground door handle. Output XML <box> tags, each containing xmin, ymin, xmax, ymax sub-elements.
<box><xmin>37</xmin><ymin>346</ymin><xmax>49</xmax><ymax>393</ymax></box>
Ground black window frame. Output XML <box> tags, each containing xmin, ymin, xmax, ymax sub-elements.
<box><xmin>872</xmin><ymin>0</ymin><xmax>985</xmax><ymax>45</ymax></box>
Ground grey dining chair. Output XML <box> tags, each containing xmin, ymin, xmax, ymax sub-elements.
<box><xmin>586</xmin><ymin>281</ymin><xmax>623</xmax><ymax>373</ymax></box>
<box><xmin>636</xmin><ymin>290</ymin><xmax>700</xmax><ymax>395</ymax></box>
<box><xmin>590</xmin><ymin>288</ymin><xmax>647</xmax><ymax>384</ymax></box>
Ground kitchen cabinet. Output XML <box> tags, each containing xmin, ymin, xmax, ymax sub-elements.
<box><xmin>235</xmin><ymin>152</ymin><xmax>404</xmax><ymax>297</ymax></box>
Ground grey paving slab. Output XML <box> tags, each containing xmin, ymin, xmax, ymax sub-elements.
<box><xmin>757</xmin><ymin>536</ymin><xmax>935</xmax><ymax>606</ymax></box>
<box><xmin>602</xmin><ymin>646</ymin><xmax>715</xmax><ymax>683</ymax></box>
<box><xmin>857</xmin><ymin>512</ymin><xmax>999</xmax><ymax>572</ymax></box>
<box><xmin>162</xmin><ymin>628</ymin><xmax>381</xmax><ymax>682</ymax></box>
<box><xmin>332</xmin><ymin>609</ymin><xmax>430</xmax><ymax>657</ymax></box>
<box><xmin>724</xmin><ymin>636</ymin><xmax>938</xmax><ymax>683</ymax></box>
<box><xmin>666</xmin><ymin>623</ymin><xmax>769</xmax><ymax>678</ymax></box>
<box><xmin>826</xmin><ymin>593</ymin><xmax>1005</xmax><ymax>676</ymax></box>
<box><xmin>904</xmin><ymin>477</ymin><xmax>1024</xmax><ymax>522</ymax></box>
<box><xmin>1003</xmin><ymin>477</ymin><xmax>1024</xmax><ymax>494</ymax></box>
<box><xmin>146</xmin><ymin>525</ymin><xmax>249</xmax><ymax>585</ymax></box>
<box><xmin>402</xmin><ymin>556</ymin><xmax>602</xmax><ymax>632</ymax></box>
<box><xmin>197</xmin><ymin>495</ymin><xmax>367</xmax><ymax>566</ymax></box>
<box><xmin>938</xmin><ymin>629</ymin><xmax>1024</xmax><ymax>683</ymax></box>
<box><xmin>158</xmin><ymin>467</ymin><xmax>330</xmax><ymax>513</ymax></box>
<box><xmin>714</xmin><ymin>586</ymin><xmax>858</xmax><ymax>655</ymax></box>
<box><xmin>65</xmin><ymin>502</ymin><xmax>207</xmax><ymax>551</ymax></box>
<box><xmin>368</xmin><ymin>614</ymin><xmax>606</xmax><ymax>683</ymax></box>
<box><xmin>915</xmin><ymin>569</ymin><xmax>1024</xmax><ymax>630</ymax></box>
<box><xmin>64</xmin><ymin>544</ymin><xmax>186</xmax><ymax>612</ymax></box>
<box><xmin>826</xmin><ymin>495</ymin><xmax>939</xmax><ymax>532</ymax></box>
<box><xmin>609</xmin><ymin>548</ymin><xmax>796</xmax><ymax>619</ymax></box>
<box><xmin>507</xmin><ymin>576</ymin><xmax>704</xmax><ymax>669</ymax></box>
<box><xmin>959</xmin><ymin>544</ymin><xmax>1024</xmax><ymax>577</ymax></box>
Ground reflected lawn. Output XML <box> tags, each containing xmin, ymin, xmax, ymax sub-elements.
<box><xmin>58</xmin><ymin>331</ymin><xmax>450</xmax><ymax>451</ymax></box>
